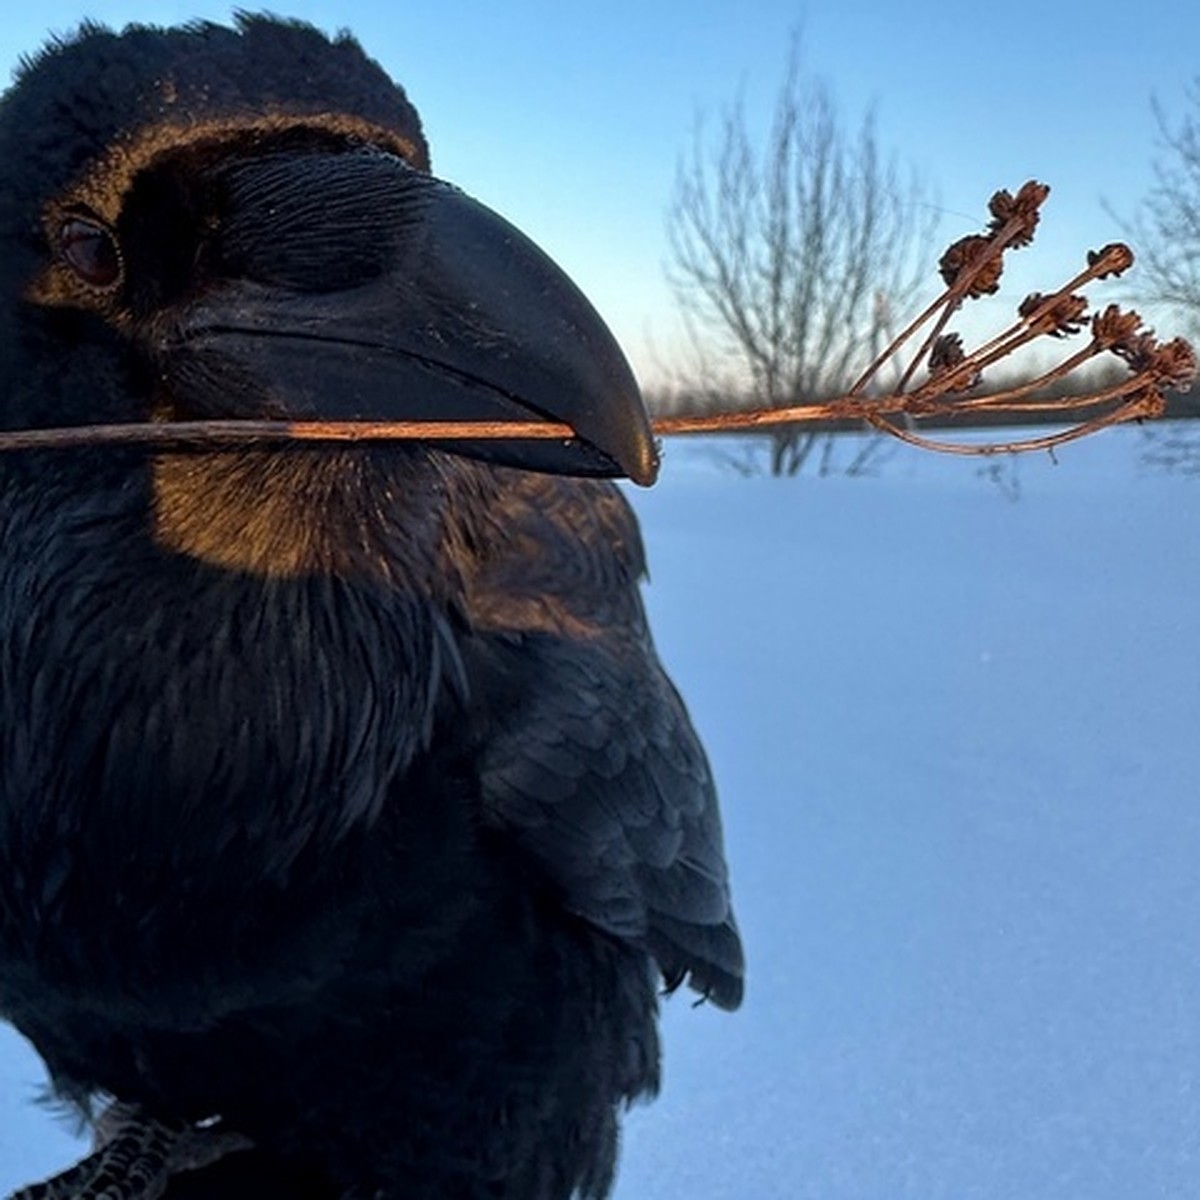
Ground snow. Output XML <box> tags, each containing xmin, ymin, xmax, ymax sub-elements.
<box><xmin>2</xmin><ymin>425</ymin><xmax>1198</xmax><ymax>1197</ymax></box>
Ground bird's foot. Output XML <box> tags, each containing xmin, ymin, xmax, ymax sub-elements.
<box><xmin>7</xmin><ymin>1103</ymin><xmax>253</xmax><ymax>1200</ymax></box>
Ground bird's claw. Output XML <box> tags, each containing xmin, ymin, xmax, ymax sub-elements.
<box><xmin>7</xmin><ymin>1104</ymin><xmax>253</xmax><ymax>1200</ymax></box>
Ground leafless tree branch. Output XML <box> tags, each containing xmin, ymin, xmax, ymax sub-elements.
<box><xmin>1117</xmin><ymin>84</ymin><xmax>1200</xmax><ymax>338</ymax></box>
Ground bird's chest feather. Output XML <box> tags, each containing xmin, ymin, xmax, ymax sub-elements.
<box><xmin>0</xmin><ymin>502</ymin><xmax>464</xmax><ymax>1036</ymax></box>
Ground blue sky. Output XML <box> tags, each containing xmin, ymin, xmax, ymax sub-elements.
<box><xmin>3</xmin><ymin>1</ymin><xmax>1198</xmax><ymax>389</ymax></box>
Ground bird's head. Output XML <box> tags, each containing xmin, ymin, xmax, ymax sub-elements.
<box><xmin>0</xmin><ymin>16</ymin><xmax>658</xmax><ymax>492</ymax></box>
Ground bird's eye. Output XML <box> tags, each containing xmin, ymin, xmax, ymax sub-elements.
<box><xmin>58</xmin><ymin>216</ymin><xmax>122</xmax><ymax>289</ymax></box>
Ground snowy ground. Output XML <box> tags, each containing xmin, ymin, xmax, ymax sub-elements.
<box><xmin>1</xmin><ymin>425</ymin><xmax>1197</xmax><ymax>1197</ymax></box>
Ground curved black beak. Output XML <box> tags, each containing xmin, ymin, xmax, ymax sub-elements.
<box><xmin>164</xmin><ymin>150</ymin><xmax>658</xmax><ymax>486</ymax></box>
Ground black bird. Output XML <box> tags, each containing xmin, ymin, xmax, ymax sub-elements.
<box><xmin>0</xmin><ymin>17</ymin><xmax>742</xmax><ymax>1200</ymax></box>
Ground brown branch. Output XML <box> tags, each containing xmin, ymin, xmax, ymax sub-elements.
<box><xmin>0</xmin><ymin>380</ymin><xmax>1159</xmax><ymax>457</ymax></box>
<box><xmin>0</xmin><ymin>418</ymin><xmax>575</xmax><ymax>452</ymax></box>
<box><xmin>862</xmin><ymin>389</ymin><xmax>1164</xmax><ymax>457</ymax></box>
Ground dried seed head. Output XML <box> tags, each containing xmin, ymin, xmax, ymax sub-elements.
<box><xmin>1018</xmin><ymin>292</ymin><xmax>1088</xmax><ymax>337</ymax></box>
<box><xmin>927</xmin><ymin>333</ymin><xmax>981</xmax><ymax>392</ymax></box>
<box><xmin>929</xmin><ymin>333</ymin><xmax>965</xmax><ymax>372</ymax></box>
<box><xmin>1115</xmin><ymin>330</ymin><xmax>1160</xmax><ymax>374</ymax></box>
<box><xmin>1087</xmin><ymin>243</ymin><xmax>1135</xmax><ymax>279</ymax></box>
<box><xmin>987</xmin><ymin>181</ymin><xmax>1050</xmax><ymax>248</ymax></box>
<box><xmin>1092</xmin><ymin>304</ymin><xmax>1143</xmax><ymax>349</ymax></box>
<box><xmin>1150</xmin><ymin>337</ymin><xmax>1198</xmax><ymax>392</ymax></box>
<box><xmin>939</xmin><ymin>235</ymin><xmax>1003</xmax><ymax>297</ymax></box>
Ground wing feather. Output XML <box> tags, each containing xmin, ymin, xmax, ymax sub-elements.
<box><xmin>453</xmin><ymin>469</ymin><xmax>744</xmax><ymax>1010</ymax></box>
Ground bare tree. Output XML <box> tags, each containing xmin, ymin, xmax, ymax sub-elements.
<box><xmin>1121</xmin><ymin>86</ymin><xmax>1200</xmax><ymax>340</ymax></box>
<box><xmin>666</xmin><ymin>41</ymin><xmax>937</xmax><ymax>475</ymax></box>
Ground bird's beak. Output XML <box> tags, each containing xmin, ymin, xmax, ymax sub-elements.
<box><xmin>165</xmin><ymin>152</ymin><xmax>658</xmax><ymax>486</ymax></box>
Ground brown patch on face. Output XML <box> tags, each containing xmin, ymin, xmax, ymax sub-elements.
<box><xmin>151</xmin><ymin>447</ymin><xmax>381</xmax><ymax>579</ymax></box>
<box><xmin>150</xmin><ymin>445</ymin><xmax>450</xmax><ymax>593</ymax></box>
<box><xmin>152</xmin><ymin>450</ymin><xmax>329</xmax><ymax>578</ymax></box>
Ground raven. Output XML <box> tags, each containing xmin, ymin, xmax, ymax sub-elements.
<box><xmin>0</xmin><ymin>17</ymin><xmax>742</xmax><ymax>1200</ymax></box>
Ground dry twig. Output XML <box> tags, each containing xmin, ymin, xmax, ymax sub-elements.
<box><xmin>0</xmin><ymin>182</ymin><xmax>1194</xmax><ymax>464</ymax></box>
